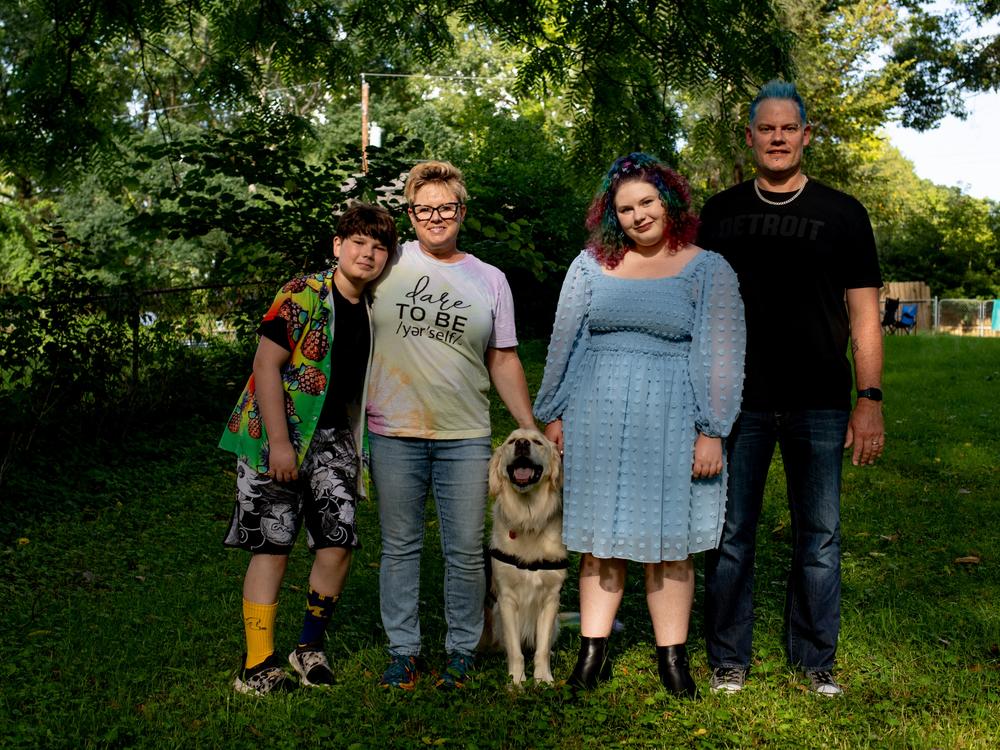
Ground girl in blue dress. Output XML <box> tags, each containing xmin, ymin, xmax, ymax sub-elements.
<box><xmin>534</xmin><ymin>153</ymin><xmax>745</xmax><ymax>697</ymax></box>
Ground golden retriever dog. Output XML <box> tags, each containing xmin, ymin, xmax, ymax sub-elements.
<box><xmin>485</xmin><ymin>428</ymin><xmax>567</xmax><ymax>685</ymax></box>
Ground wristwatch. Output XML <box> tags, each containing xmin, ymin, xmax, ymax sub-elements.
<box><xmin>857</xmin><ymin>387</ymin><xmax>883</xmax><ymax>402</ymax></box>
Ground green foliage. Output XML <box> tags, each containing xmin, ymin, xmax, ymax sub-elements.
<box><xmin>0</xmin><ymin>0</ymin><xmax>459</xmax><ymax>191</ymax></box>
<box><xmin>0</xmin><ymin>219</ymin><xmax>260</xmax><ymax>490</ymax></box>
<box><xmin>466</xmin><ymin>0</ymin><xmax>795</xmax><ymax>171</ymax></box>
<box><xmin>0</xmin><ymin>194</ymin><xmax>49</xmax><ymax>292</ymax></box>
<box><xmin>127</xmin><ymin>111</ymin><xmax>420</xmax><ymax>284</ymax></box>
<box><xmin>880</xmin><ymin>185</ymin><xmax>1000</xmax><ymax>297</ymax></box>
<box><xmin>3</xmin><ymin>336</ymin><xmax>1000</xmax><ymax>748</ymax></box>
<box><xmin>2</xmin><ymin>1</ymin><xmax>795</xmax><ymax>193</ymax></box>
<box><xmin>891</xmin><ymin>1</ymin><xmax>1000</xmax><ymax>130</ymax></box>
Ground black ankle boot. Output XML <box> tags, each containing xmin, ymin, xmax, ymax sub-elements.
<box><xmin>568</xmin><ymin>636</ymin><xmax>612</xmax><ymax>689</ymax></box>
<box><xmin>657</xmin><ymin>644</ymin><xmax>697</xmax><ymax>698</ymax></box>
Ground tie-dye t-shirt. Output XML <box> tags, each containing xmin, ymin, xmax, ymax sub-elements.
<box><xmin>366</xmin><ymin>240</ymin><xmax>518</xmax><ymax>439</ymax></box>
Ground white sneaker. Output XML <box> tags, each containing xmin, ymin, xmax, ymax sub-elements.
<box><xmin>709</xmin><ymin>666</ymin><xmax>747</xmax><ymax>693</ymax></box>
<box><xmin>289</xmin><ymin>648</ymin><xmax>335</xmax><ymax>687</ymax></box>
<box><xmin>233</xmin><ymin>653</ymin><xmax>296</xmax><ymax>695</ymax></box>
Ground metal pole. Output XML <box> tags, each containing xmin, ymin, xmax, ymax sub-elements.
<box><xmin>361</xmin><ymin>75</ymin><xmax>370</xmax><ymax>174</ymax></box>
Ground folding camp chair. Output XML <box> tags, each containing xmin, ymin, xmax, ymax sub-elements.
<box><xmin>881</xmin><ymin>298</ymin><xmax>900</xmax><ymax>334</ymax></box>
<box><xmin>895</xmin><ymin>303</ymin><xmax>917</xmax><ymax>334</ymax></box>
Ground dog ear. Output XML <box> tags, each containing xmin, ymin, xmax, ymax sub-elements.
<box><xmin>488</xmin><ymin>445</ymin><xmax>506</xmax><ymax>497</ymax></box>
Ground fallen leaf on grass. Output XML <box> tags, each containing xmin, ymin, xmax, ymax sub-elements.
<box><xmin>17</xmin><ymin>537</ymin><xmax>29</xmax><ymax>546</ymax></box>
<box><xmin>868</xmin><ymin>551</ymin><xmax>886</xmax><ymax>557</ymax></box>
<box><xmin>954</xmin><ymin>555</ymin><xmax>981</xmax><ymax>565</ymax></box>
<box><xmin>957</xmin><ymin>488</ymin><xmax>971</xmax><ymax>495</ymax></box>
<box><xmin>879</xmin><ymin>533</ymin><xmax>900</xmax><ymax>542</ymax></box>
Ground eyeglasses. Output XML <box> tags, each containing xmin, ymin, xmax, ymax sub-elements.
<box><xmin>409</xmin><ymin>202</ymin><xmax>462</xmax><ymax>222</ymax></box>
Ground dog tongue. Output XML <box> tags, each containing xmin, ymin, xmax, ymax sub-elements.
<box><xmin>513</xmin><ymin>467</ymin><xmax>534</xmax><ymax>483</ymax></box>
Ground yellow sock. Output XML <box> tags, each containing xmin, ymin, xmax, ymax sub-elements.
<box><xmin>243</xmin><ymin>599</ymin><xmax>278</xmax><ymax>669</ymax></box>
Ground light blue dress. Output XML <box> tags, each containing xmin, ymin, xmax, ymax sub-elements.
<box><xmin>534</xmin><ymin>250</ymin><xmax>745</xmax><ymax>562</ymax></box>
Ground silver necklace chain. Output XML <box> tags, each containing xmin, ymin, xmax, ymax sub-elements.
<box><xmin>753</xmin><ymin>176</ymin><xmax>808</xmax><ymax>206</ymax></box>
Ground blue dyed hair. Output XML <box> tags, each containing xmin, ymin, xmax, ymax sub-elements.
<box><xmin>749</xmin><ymin>79</ymin><xmax>807</xmax><ymax>125</ymax></box>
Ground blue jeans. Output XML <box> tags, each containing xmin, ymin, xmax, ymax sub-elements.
<box><xmin>368</xmin><ymin>433</ymin><xmax>491</xmax><ymax>657</ymax></box>
<box><xmin>704</xmin><ymin>409</ymin><xmax>850</xmax><ymax>671</ymax></box>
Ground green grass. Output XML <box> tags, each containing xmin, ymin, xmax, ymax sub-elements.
<box><xmin>3</xmin><ymin>335</ymin><xmax>1000</xmax><ymax>748</ymax></box>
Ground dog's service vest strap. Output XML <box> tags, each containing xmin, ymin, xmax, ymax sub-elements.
<box><xmin>490</xmin><ymin>548</ymin><xmax>569</xmax><ymax>571</ymax></box>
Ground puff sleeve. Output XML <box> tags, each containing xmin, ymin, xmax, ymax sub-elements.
<box><xmin>690</xmin><ymin>252</ymin><xmax>746</xmax><ymax>438</ymax></box>
<box><xmin>533</xmin><ymin>252</ymin><xmax>593</xmax><ymax>423</ymax></box>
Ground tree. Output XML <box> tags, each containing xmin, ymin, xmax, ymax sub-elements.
<box><xmin>462</xmin><ymin>0</ymin><xmax>794</xmax><ymax>170</ymax></box>
<box><xmin>880</xmin><ymin>184</ymin><xmax>999</xmax><ymax>297</ymax></box>
<box><xmin>890</xmin><ymin>0</ymin><xmax>1000</xmax><ymax>130</ymax></box>
<box><xmin>0</xmin><ymin>0</ymin><xmax>457</xmax><ymax>193</ymax></box>
<box><xmin>1</xmin><ymin>1</ymin><xmax>796</xmax><ymax>192</ymax></box>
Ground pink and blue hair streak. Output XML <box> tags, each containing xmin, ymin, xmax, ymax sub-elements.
<box><xmin>584</xmin><ymin>152</ymin><xmax>699</xmax><ymax>269</ymax></box>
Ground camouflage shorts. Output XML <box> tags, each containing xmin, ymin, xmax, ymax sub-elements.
<box><xmin>223</xmin><ymin>427</ymin><xmax>361</xmax><ymax>554</ymax></box>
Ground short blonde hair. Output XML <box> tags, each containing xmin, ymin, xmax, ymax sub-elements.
<box><xmin>404</xmin><ymin>161</ymin><xmax>468</xmax><ymax>205</ymax></box>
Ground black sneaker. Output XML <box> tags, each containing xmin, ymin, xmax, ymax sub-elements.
<box><xmin>380</xmin><ymin>653</ymin><xmax>419</xmax><ymax>690</ymax></box>
<box><xmin>709</xmin><ymin>666</ymin><xmax>747</xmax><ymax>693</ymax></box>
<box><xmin>234</xmin><ymin>653</ymin><xmax>296</xmax><ymax>695</ymax></box>
<box><xmin>805</xmin><ymin>669</ymin><xmax>843</xmax><ymax>696</ymax></box>
<box><xmin>289</xmin><ymin>647</ymin><xmax>335</xmax><ymax>687</ymax></box>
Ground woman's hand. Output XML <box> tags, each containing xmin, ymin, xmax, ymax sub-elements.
<box><xmin>544</xmin><ymin>419</ymin><xmax>564</xmax><ymax>455</ymax></box>
<box><xmin>692</xmin><ymin>434</ymin><xmax>723</xmax><ymax>479</ymax></box>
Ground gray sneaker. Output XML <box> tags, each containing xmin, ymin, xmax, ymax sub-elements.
<box><xmin>709</xmin><ymin>666</ymin><xmax>747</xmax><ymax>693</ymax></box>
<box><xmin>234</xmin><ymin>653</ymin><xmax>296</xmax><ymax>695</ymax></box>
<box><xmin>289</xmin><ymin>647</ymin><xmax>335</xmax><ymax>687</ymax></box>
<box><xmin>805</xmin><ymin>669</ymin><xmax>843</xmax><ymax>696</ymax></box>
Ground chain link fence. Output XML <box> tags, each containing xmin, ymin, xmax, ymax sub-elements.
<box><xmin>883</xmin><ymin>298</ymin><xmax>1000</xmax><ymax>337</ymax></box>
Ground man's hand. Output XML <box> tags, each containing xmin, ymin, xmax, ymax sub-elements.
<box><xmin>845</xmin><ymin>398</ymin><xmax>884</xmax><ymax>466</ymax></box>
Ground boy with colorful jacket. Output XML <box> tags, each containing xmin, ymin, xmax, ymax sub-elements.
<box><xmin>220</xmin><ymin>203</ymin><xmax>396</xmax><ymax>694</ymax></box>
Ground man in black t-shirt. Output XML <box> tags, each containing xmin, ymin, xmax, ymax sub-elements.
<box><xmin>698</xmin><ymin>80</ymin><xmax>885</xmax><ymax>696</ymax></box>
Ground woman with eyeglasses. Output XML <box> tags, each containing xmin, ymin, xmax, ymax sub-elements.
<box><xmin>365</xmin><ymin>161</ymin><xmax>536</xmax><ymax>689</ymax></box>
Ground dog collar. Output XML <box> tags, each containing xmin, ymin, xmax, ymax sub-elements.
<box><xmin>490</xmin><ymin>548</ymin><xmax>569</xmax><ymax>571</ymax></box>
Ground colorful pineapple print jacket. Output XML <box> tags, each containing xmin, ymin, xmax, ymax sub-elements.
<box><xmin>219</xmin><ymin>269</ymin><xmax>374</xmax><ymax>494</ymax></box>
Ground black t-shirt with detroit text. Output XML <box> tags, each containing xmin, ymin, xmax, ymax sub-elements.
<box><xmin>697</xmin><ymin>179</ymin><xmax>882</xmax><ymax>411</ymax></box>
